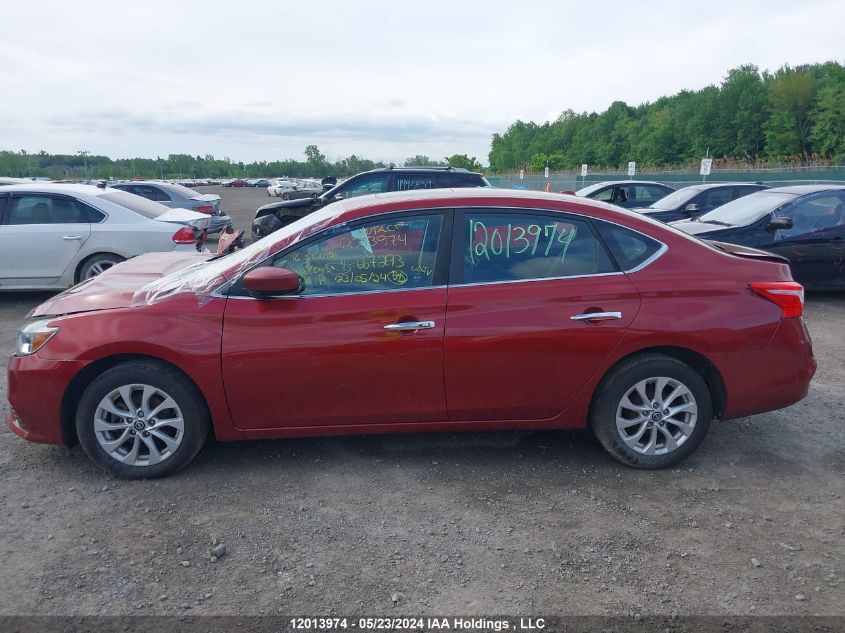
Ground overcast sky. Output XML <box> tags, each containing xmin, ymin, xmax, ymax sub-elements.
<box><xmin>1</xmin><ymin>0</ymin><xmax>843</xmax><ymax>165</ymax></box>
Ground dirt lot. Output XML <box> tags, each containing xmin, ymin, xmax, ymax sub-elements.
<box><xmin>0</xmin><ymin>186</ymin><xmax>842</xmax><ymax>616</ymax></box>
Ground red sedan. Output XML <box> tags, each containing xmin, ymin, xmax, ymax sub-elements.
<box><xmin>7</xmin><ymin>189</ymin><xmax>816</xmax><ymax>478</ymax></box>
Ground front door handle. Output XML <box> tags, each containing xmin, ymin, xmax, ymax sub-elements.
<box><xmin>62</xmin><ymin>235</ymin><xmax>84</xmax><ymax>240</ymax></box>
<box><xmin>384</xmin><ymin>321</ymin><xmax>436</xmax><ymax>332</ymax></box>
<box><xmin>570</xmin><ymin>311</ymin><xmax>622</xmax><ymax>322</ymax></box>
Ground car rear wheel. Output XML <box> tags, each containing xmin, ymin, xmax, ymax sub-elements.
<box><xmin>282</xmin><ymin>192</ymin><xmax>291</xmax><ymax>200</ymax></box>
<box><xmin>78</xmin><ymin>253</ymin><xmax>124</xmax><ymax>282</ymax></box>
<box><xmin>76</xmin><ymin>361</ymin><xmax>210</xmax><ymax>479</ymax></box>
<box><xmin>590</xmin><ymin>354</ymin><xmax>712</xmax><ymax>469</ymax></box>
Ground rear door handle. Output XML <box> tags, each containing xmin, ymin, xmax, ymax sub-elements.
<box><xmin>570</xmin><ymin>311</ymin><xmax>622</xmax><ymax>321</ymax></box>
<box><xmin>62</xmin><ymin>235</ymin><xmax>84</xmax><ymax>240</ymax></box>
<box><xmin>384</xmin><ymin>321</ymin><xmax>436</xmax><ymax>332</ymax></box>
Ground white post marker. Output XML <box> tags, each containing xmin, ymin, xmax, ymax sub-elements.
<box><xmin>700</xmin><ymin>158</ymin><xmax>712</xmax><ymax>181</ymax></box>
<box><xmin>519</xmin><ymin>169</ymin><xmax>524</xmax><ymax>180</ymax></box>
<box><xmin>544</xmin><ymin>166</ymin><xmax>549</xmax><ymax>179</ymax></box>
<box><xmin>581</xmin><ymin>164</ymin><xmax>588</xmax><ymax>178</ymax></box>
<box><xmin>627</xmin><ymin>161</ymin><xmax>636</xmax><ymax>177</ymax></box>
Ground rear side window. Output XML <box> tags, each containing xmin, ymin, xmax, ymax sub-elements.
<box><xmin>395</xmin><ymin>175</ymin><xmax>436</xmax><ymax>191</ymax></box>
<box><xmin>594</xmin><ymin>220</ymin><xmax>663</xmax><ymax>271</ymax></box>
<box><xmin>100</xmin><ymin>191</ymin><xmax>167</xmax><ymax>219</ymax></box>
<box><xmin>439</xmin><ymin>173</ymin><xmax>488</xmax><ymax>188</ymax></box>
<box><xmin>462</xmin><ymin>212</ymin><xmax>615</xmax><ymax>284</ymax></box>
<box><xmin>6</xmin><ymin>195</ymin><xmax>89</xmax><ymax>224</ymax></box>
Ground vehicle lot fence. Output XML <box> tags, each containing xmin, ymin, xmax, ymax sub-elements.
<box><xmin>487</xmin><ymin>165</ymin><xmax>845</xmax><ymax>192</ymax></box>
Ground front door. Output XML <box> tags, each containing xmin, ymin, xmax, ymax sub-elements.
<box><xmin>222</xmin><ymin>213</ymin><xmax>450</xmax><ymax>429</ymax></box>
<box><xmin>444</xmin><ymin>209</ymin><xmax>641</xmax><ymax>421</ymax></box>
<box><xmin>767</xmin><ymin>192</ymin><xmax>845</xmax><ymax>287</ymax></box>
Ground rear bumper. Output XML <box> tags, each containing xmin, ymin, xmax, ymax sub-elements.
<box><xmin>6</xmin><ymin>354</ymin><xmax>84</xmax><ymax>445</ymax></box>
<box><xmin>208</xmin><ymin>214</ymin><xmax>233</xmax><ymax>234</ymax></box>
<box><xmin>716</xmin><ymin>317</ymin><xmax>816</xmax><ymax>420</ymax></box>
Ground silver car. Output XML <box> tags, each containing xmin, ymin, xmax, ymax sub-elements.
<box><xmin>110</xmin><ymin>181</ymin><xmax>232</xmax><ymax>233</ymax></box>
<box><xmin>0</xmin><ymin>184</ymin><xmax>210</xmax><ymax>290</ymax></box>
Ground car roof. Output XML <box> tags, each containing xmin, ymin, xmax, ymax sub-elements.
<box><xmin>673</xmin><ymin>182</ymin><xmax>768</xmax><ymax>192</ymax></box>
<box><xmin>763</xmin><ymin>184</ymin><xmax>845</xmax><ymax>195</ymax></box>
<box><xmin>357</xmin><ymin>166</ymin><xmax>482</xmax><ymax>176</ymax></box>
<box><xmin>0</xmin><ymin>183</ymin><xmax>118</xmax><ymax>197</ymax></box>
<box><xmin>322</xmin><ymin>187</ymin><xmax>619</xmax><ymax>225</ymax></box>
<box><xmin>587</xmin><ymin>180</ymin><xmax>671</xmax><ymax>187</ymax></box>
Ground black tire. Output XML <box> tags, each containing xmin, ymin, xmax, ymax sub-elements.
<box><xmin>77</xmin><ymin>253</ymin><xmax>124</xmax><ymax>282</ymax></box>
<box><xmin>590</xmin><ymin>354</ymin><xmax>712</xmax><ymax>469</ymax></box>
<box><xmin>75</xmin><ymin>361</ymin><xmax>210</xmax><ymax>479</ymax></box>
<box><xmin>282</xmin><ymin>191</ymin><xmax>290</xmax><ymax>200</ymax></box>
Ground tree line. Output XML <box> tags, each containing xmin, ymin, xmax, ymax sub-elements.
<box><xmin>488</xmin><ymin>62</ymin><xmax>845</xmax><ymax>172</ymax></box>
<box><xmin>0</xmin><ymin>144</ymin><xmax>485</xmax><ymax>180</ymax></box>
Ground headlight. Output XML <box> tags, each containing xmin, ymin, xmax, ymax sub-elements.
<box><xmin>15</xmin><ymin>319</ymin><xmax>59</xmax><ymax>356</ymax></box>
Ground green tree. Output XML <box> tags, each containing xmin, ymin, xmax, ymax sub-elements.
<box><xmin>444</xmin><ymin>154</ymin><xmax>483</xmax><ymax>171</ymax></box>
<box><xmin>763</xmin><ymin>67</ymin><xmax>816</xmax><ymax>158</ymax></box>
<box><xmin>403</xmin><ymin>155</ymin><xmax>447</xmax><ymax>167</ymax></box>
<box><xmin>810</xmin><ymin>83</ymin><xmax>845</xmax><ymax>160</ymax></box>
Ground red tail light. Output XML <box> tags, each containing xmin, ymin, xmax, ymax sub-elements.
<box><xmin>751</xmin><ymin>281</ymin><xmax>804</xmax><ymax>318</ymax></box>
<box><xmin>172</xmin><ymin>227</ymin><xmax>196</xmax><ymax>244</ymax></box>
<box><xmin>195</xmin><ymin>205</ymin><xmax>215</xmax><ymax>214</ymax></box>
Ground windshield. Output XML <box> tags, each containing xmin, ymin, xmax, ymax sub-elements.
<box><xmin>575</xmin><ymin>183</ymin><xmax>609</xmax><ymax>196</ymax></box>
<box><xmin>697</xmin><ymin>191</ymin><xmax>795</xmax><ymax>226</ymax></box>
<box><xmin>100</xmin><ymin>190</ymin><xmax>168</xmax><ymax>218</ymax></box>
<box><xmin>649</xmin><ymin>188</ymin><xmax>701</xmax><ymax>210</ymax></box>
<box><xmin>132</xmin><ymin>204</ymin><xmax>345</xmax><ymax>307</ymax></box>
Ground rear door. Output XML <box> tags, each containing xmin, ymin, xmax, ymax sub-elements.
<box><xmin>443</xmin><ymin>209</ymin><xmax>642</xmax><ymax>422</ymax></box>
<box><xmin>0</xmin><ymin>193</ymin><xmax>91</xmax><ymax>284</ymax></box>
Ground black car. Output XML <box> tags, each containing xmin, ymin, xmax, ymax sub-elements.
<box><xmin>636</xmin><ymin>182</ymin><xmax>769</xmax><ymax>223</ymax></box>
<box><xmin>670</xmin><ymin>185</ymin><xmax>845</xmax><ymax>290</ymax></box>
<box><xmin>252</xmin><ymin>166</ymin><xmax>490</xmax><ymax>238</ymax></box>
<box><xmin>575</xmin><ymin>180</ymin><xmax>674</xmax><ymax>209</ymax></box>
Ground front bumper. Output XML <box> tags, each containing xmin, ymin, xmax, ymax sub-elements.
<box><xmin>6</xmin><ymin>354</ymin><xmax>85</xmax><ymax>445</ymax></box>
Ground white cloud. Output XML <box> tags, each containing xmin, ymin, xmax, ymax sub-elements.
<box><xmin>1</xmin><ymin>0</ymin><xmax>842</xmax><ymax>165</ymax></box>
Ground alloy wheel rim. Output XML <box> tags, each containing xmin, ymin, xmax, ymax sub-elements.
<box><xmin>94</xmin><ymin>384</ymin><xmax>184</xmax><ymax>466</ymax></box>
<box><xmin>615</xmin><ymin>376</ymin><xmax>697</xmax><ymax>455</ymax></box>
<box><xmin>85</xmin><ymin>261</ymin><xmax>116</xmax><ymax>278</ymax></box>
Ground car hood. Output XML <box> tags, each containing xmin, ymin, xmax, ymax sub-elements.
<box><xmin>256</xmin><ymin>196</ymin><xmax>317</xmax><ymax>215</ymax></box>
<box><xmin>29</xmin><ymin>251</ymin><xmax>213</xmax><ymax>317</ymax></box>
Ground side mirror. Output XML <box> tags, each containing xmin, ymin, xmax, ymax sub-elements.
<box><xmin>243</xmin><ymin>267</ymin><xmax>302</xmax><ymax>297</ymax></box>
<box><xmin>684</xmin><ymin>203</ymin><xmax>700</xmax><ymax>214</ymax></box>
<box><xmin>767</xmin><ymin>217</ymin><xmax>793</xmax><ymax>231</ymax></box>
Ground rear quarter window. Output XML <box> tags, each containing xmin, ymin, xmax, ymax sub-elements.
<box><xmin>594</xmin><ymin>220</ymin><xmax>663</xmax><ymax>271</ymax></box>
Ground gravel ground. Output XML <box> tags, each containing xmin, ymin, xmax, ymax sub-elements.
<box><xmin>0</xmin><ymin>186</ymin><xmax>842</xmax><ymax>616</ymax></box>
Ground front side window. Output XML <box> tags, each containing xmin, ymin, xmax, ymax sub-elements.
<box><xmin>775</xmin><ymin>194</ymin><xmax>845</xmax><ymax>240</ymax></box>
<box><xmin>336</xmin><ymin>174</ymin><xmax>389</xmax><ymax>199</ymax></box>
<box><xmin>273</xmin><ymin>215</ymin><xmax>443</xmax><ymax>295</ymax></box>
<box><xmin>636</xmin><ymin>185</ymin><xmax>668</xmax><ymax>205</ymax></box>
<box><xmin>700</xmin><ymin>188</ymin><xmax>732</xmax><ymax>209</ymax></box>
<box><xmin>6</xmin><ymin>195</ymin><xmax>88</xmax><ymax>225</ymax></box>
<box><xmin>591</xmin><ymin>187</ymin><xmax>615</xmax><ymax>202</ymax></box>
<box><xmin>462</xmin><ymin>212</ymin><xmax>614</xmax><ymax>284</ymax></box>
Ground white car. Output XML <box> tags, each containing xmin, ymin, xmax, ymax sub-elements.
<box><xmin>0</xmin><ymin>184</ymin><xmax>210</xmax><ymax>290</ymax></box>
<box><xmin>266</xmin><ymin>179</ymin><xmax>296</xmax><ymax>197</ymax></box>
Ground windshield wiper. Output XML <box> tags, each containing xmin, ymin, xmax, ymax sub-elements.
<box><xmin>698</xmin><ymin>219</ymin><xmax>732</xmax><ymax>227</ymax></box>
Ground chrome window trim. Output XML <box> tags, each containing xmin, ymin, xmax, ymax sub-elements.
<box><xmin>213</xmin><ymin>204</ymin><xmax>669</xmax><ymax>300</ymax></box>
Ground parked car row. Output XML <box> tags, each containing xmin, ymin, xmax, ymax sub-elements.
<box><xmin>0</xmin><ymin>184</ymin><xmax>210</xmax><ymax>290</ymax></box>
<box><xmin>266</xmin><ymin>178</ymin><xmax>324</xmax><ymax>199</ymax></box>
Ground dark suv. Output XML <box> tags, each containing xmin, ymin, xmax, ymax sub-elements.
<box><xmin>252</xmin><ymin>166</ymin><xmax>490</xmax><ymax>238</ymax></box>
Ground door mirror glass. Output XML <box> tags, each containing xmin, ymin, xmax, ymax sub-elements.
<box><xmin>243</xmin><ymin>267</ymin><xmax>302</xmax><ymax>297</ymax></box>
<box><xmin>767</xmin><ymin>217</ymin><xmax>793</xmax><ymax>231</ymax></box>
<box><xmin>684</xmin><ymin>203</ymin><xmax>700</xmax><ymax>214</ymax></box>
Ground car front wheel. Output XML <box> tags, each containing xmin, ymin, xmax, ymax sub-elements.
<box><xmin>590</xmin><ymin>354</ymin><xmax>712</xmax><ymax>469</ymax></box>
<box><xmin>76</xmin><ymin>361</ymin><xmax>210</xmax><ymax>479</ymax></box>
